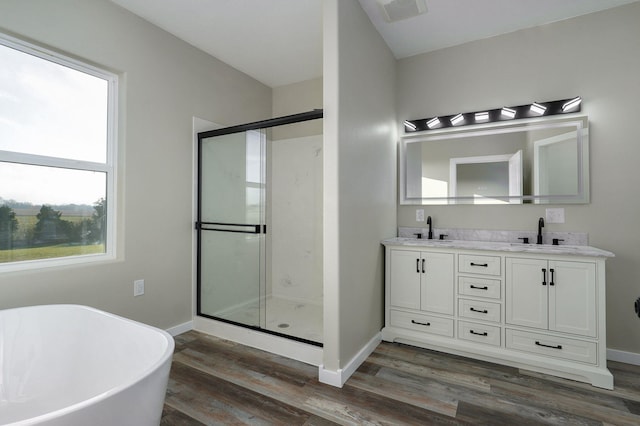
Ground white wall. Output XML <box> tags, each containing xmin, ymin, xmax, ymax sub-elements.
<box><xmin>323</xmin><ymin>0</ymin><xmax>397</xmax><ymax>374</ymax></box>
<box><xmin>0</xmin><ymin>0</ymin><xmax>272</xmax><ymax>330</ymax></box>
<box><xmin>396</xmin><ymin>2</ymin><xmax>640</xmax><ymax>354</ymax></box>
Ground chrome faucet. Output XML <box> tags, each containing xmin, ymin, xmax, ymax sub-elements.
<box><xmin>537</xmin><ymin>217</ymin><xmax>545</xmax><ymax>245</ymax></box>
<box><xmin>427</xmin><ymin>216</ymin><xmax>433</xmax><ymax>240</ymax></box>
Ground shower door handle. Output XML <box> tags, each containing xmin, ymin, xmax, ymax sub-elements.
<box><xmin>196</xmin><ymin>222</ymin><xmax>263</xmax><ymax>234</ymax></box>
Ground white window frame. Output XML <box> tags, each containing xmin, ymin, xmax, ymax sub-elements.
<box><xmin>0</xmin><ymin>32</ymin><xmax>118</xmax><ymax>272</ymax></box>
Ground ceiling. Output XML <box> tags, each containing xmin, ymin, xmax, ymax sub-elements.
<box><xmin>110</xmin><ymin>0</ymin><xmax>638</xmax><ymax>88</ymax></box>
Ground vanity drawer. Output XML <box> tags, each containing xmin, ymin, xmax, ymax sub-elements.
<box><xmin>458</xmin><ymin>321</ymin><xmax>501</xmax><ymax>347</ymax></box>
<box><xmin>390</xmin><ymin>310</ymin><xmax>454</xmax><ymax>338</ymax></box>
<box><xmin>505</xmin><ymin>329</ymin><xmax>597</xmax><ymax>364</ymax></box>
<box><xmin>458</xmin><ymin>276</ymin><xmax>501</xmax><ymax>299</ymax></box>
<box><xmin>459</xmin><ymin>254</ymin><xmax>501</xmax><ymax>276</ymax></box>
<box><xmin>458</xmin><ymin>298</ymin><xmax>501</xmax><ymax>323</ymax></box>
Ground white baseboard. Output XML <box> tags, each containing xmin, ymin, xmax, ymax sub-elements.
<box><xmin>319</xmin><ymin>332</ymin><xmax>382</xmax><ymax>388</ymax></box>
<box><xmin>607</xmin><ymin>348</ymin><xmax>640</xmax><ymax>365</ymax></box>
<box><xmin>166</xmin><ymin>320</ymin><xmax>194</xmax><ymax>337</ymax></box>
<box><xmin>318</xmin><ymin>365</ymin><xmax>343</xmax><ymax>387</ymax></box>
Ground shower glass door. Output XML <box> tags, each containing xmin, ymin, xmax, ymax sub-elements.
<box><xmin>197</xmin><ymin>129</ymin><xmax>266</xmax><ymax>328</ymax></box>
<box><xmin>197</xmin><ymin>110</ymin><xmax>323</xmax><ymax>345</ymax></box>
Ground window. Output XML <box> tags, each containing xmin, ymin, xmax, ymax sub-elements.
<box><xmin>0</xmin><ymin>33</ymin><xmax>117</xmax><ymax>270</ymax></box>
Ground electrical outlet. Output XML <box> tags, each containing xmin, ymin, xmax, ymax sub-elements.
<box><xmin>546</xmin><ymin>208</ymin><xmax>565</xmax><ymax>224</ymax></box>
<box><xmin>416</xmin><ymin>209</ymin><xmax>425</xmax><ymax>222</ymax></box>
<box><xmin>134</xmin><ymin>279</ymin><xmax>145</xmax><ymax>297</ymax></box>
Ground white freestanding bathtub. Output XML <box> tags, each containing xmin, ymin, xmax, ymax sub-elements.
<box><xmin>0</xmin><ymin>305</ymin><xmax>175</xmax><ymax>426</ymax></box>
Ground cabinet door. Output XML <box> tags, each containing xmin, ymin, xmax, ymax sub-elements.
<box><xmin>506</xmin><ymin>257</ymin><xmax>548</xmax><ymax>330</ymax></box>
<box><xmin>549</xmin><ymin>261</ymin><xmax>596</xmax><ymax>337</ymax></box>
<box><xmin>421</xmin><ymin>252</ymin><xmax>455</xmax><ymax>315</ymax></box>
<box><xmin>389</xmin><ymin>250</ymin><xmax>421</xmax><ymax>310</ymax></box>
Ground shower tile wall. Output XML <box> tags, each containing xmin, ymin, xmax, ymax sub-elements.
<box><xmin>267</xmin><ymin>132</ymin><xmax>323</xmax><ymax>341</ymax></box>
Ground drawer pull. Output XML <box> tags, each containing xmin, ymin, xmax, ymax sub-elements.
<box><xmin>535</xmin><ymin>341</ymin><xmax>562</xmax><ymax>350</ymax></box>
<box><xmin>470</xmin><ymin>330</ymin><xmax>488</xmax><ymax>336</ymax></box>
<box><xmin>470</xmin><ymin>262</ymin><xmax>489</xmax><ymax>267</ymax></box>
<box><xmin>470</xmin><ymin>285</ymin><xmax>489</xmax><ymax>290</ymax></box>
<box><xmin>470</xmin><ymin>307</ymin><xmax>488</xmax><ymax>314</ymax></box>
<box><xmin>411</xmin><ymin>319</ymin><xmax>430</xmax><ymax>327</ymax></box>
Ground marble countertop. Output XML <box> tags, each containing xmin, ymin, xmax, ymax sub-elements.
<box><xmin>382</xmin><ymin>237</ymin><xmax>615</xmax><ymax>258</ymax></box>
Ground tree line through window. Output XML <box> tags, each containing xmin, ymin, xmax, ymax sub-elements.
<box><xmin>0</xmin><ymin>199</ymin><xmax>106</xmax><ymax>263</ymax></box>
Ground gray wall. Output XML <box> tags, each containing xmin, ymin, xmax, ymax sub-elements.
<box><xmin>396</xmin><ymin>2</ymin><xmax>640</xmax><ymax>354</ymax></box>
<box><xmin>272</xmin><ymin>77</ymin><xmax>323</xmax><ymax>140</ymax></box>
<box><xmin>0</xmin><ymin>0</ymin><xmax>272</xmax><ymax>330</ymax></box>
<box><xmin>323</xmin><ymin>0</ymin><xmax>397</xmax><ymax>371</ymax></box>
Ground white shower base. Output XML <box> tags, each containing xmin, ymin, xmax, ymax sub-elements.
<box><xmin>266</xmin><ymin>296</ymin><xmax>323</xmax><ymax>343</ymax></box>
<box><xmin>213</xmin><ymin>295</ymin><xmax>323</xmax><ymax>343</ymax></box>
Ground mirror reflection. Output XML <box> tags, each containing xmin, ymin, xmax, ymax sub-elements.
<box><xmin>401</xmin><ymin>116</ymin><xmax>589</xmax><ymax>205</ymax></box>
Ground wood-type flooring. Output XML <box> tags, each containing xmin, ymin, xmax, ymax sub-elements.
<box><xmin>161</xmin><ymin>331</ymin><xmax>640</xmax><ymax>425</ymax></box>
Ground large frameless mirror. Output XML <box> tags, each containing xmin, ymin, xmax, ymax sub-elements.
<box><xmin>400</xmin><ymin>115</ymin><xmax>589</xmax><ymax>205</ymax></box>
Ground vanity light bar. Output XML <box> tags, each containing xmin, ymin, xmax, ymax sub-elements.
<box><xmin>426</xmin><ymin>117</ymin><xmax>440</xmax><ymax>129</ymax></box>
<box><xmin>530</xmin><ymin>102</ymin><xmax>547</xmax><ymax>115</ymax></box>
<box><xmin>562</xmin><ymin>96</ymin><xmax>582</xmax><ymax>112</ymax></box>
<box><xmin>404</xmin><ymin>96</ymin><xmax>582</xmax><ymax>132</ymax></box>
<box><xmin>475</xmin><ymin>111</ymin><xmax>489</xmax><ymax>122</ymax></box>
<box><xmin>501</xmin><ymin>107</ymin><xmax>516</xmax><ymax>119</ymax></box>
<box><xmin>450</xmin><ymin>113</ymin><xmax>464</xmax><ymax>125</ymax></box>
<box><xmin>403</xmin><ymin>120</ymin><xmax>417</xmax><ymax>131</ymax></box>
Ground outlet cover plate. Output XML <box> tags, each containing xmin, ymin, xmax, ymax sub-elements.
<box><xmin>546</xmin><ymin>208</ymin><xmax>565</xmax><ymax>224</ymax></box>
<box><xmin>134</xmin><ymin>279</ymin><xmax>145</xmax><ymax>296</ymax></box>
<box><xmin>416</xmin><ymin>209</ymin><xmax>425</xmax><ymax>222</ymax></box>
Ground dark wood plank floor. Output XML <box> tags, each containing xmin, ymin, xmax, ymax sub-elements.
<box><xmin>161</xmin><ymin>331</ymin><xmax>640</xmax><ymax>425</ymax></box>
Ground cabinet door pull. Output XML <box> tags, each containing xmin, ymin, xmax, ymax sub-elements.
<box><xmin>542</xmin><ymin>268</ymin><xmax>547</xmax><ymax>286</ymax></box>
<box><xmin>470</xmin><ymin>262</ymin><xmax>488</xmax><ymax>267</ymax></box>
<box><xmin>411</xmin><ymin>319</ymin><xmax>430</xmax><ymax>327</ymax></box>
<box><xmin>470</xmin><ymin>330</ymin><xmax>488</xmax><ymax>336</ymax></box>
<box><xmin>416</xmin><ymin>259</ymin><xmax>420</xmax><ymax>273</ymax></box>
<box><xmin>535</xmin><ymin>341</ymin><xmax>562</xmax><ymax>350</ymax></box>
<box><xmin>470</xmin><ymin>307</ymin><xmax>488</xmax><ymax>314</ymax></box>
<box><xmin>470</xmin><ymin>285</ymin><xmax>489</xmax><ymax>290</ymax></box>
<box><xmin>422</xmin><ymin>258</ymin><xmax>426</xmax><ymax>274</ymax></box>
<box><xmin>549</xmin><ymin>268</ymin><xmax>555</xmax><ymax>286</ymax></box>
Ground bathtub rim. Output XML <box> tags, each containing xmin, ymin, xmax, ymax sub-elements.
<box><xmin>0</xmin><ymin>304</ymin><xmax>175</xmax><ymax>426</ymax></box>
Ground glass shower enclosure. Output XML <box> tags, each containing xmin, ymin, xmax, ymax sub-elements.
<box><xmin>196</xmin><ymin>110</ymin><xmax>323</xmax><ymax>345</ymax></box>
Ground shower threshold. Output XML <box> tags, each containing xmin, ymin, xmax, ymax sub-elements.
<box><xmin>204</xmin><ymin>295</ymin><xmax>323</xmax><ymax>345</ymax></box>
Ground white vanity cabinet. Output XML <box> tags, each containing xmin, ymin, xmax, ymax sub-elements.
<box><xmin>456</xmin><ymin>253</ymin><xmax>504</xmax><ymax>347</ymax></box>
<box><xmin>382</xmin><ymin>239</ymin><xmax>614</xmax><ymax>389</ymax></box>
<box><xmin>388</xmin><ymin>249</ymin><xmax>454</xmax><ymax>337</ymax></box>
<box><xmin>506</xmin><ymin>258</ymin><xmax>596</xmax><ymax>337</ymax></box>
<box><xmin>389</xmin><ymin>249</ymin><xmax>454</xmax><ymax>314</ymax></box>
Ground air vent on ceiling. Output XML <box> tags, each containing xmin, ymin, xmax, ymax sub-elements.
<box><xmin>377</xmin><ymin>0</ymin><xmax>428</xmax><ymax>23</ymax></box>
